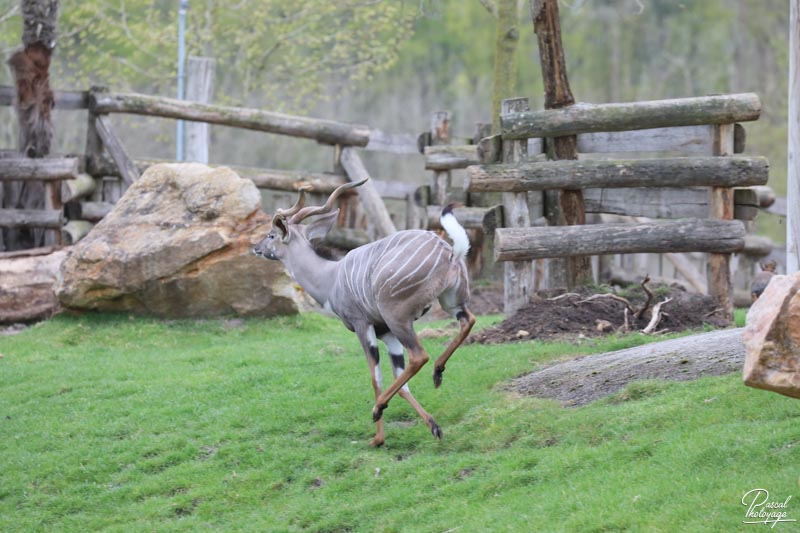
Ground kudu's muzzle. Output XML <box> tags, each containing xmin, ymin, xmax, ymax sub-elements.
<box><xmin>252</xmin><ymin>243</ymin><xmax>277</xmax><ymax>261</ymax></box>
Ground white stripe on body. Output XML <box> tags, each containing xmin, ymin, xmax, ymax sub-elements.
<box><xmin>371</xmin><ymin>232</ymin><xmax>428</xmax><ymax>286</ymax></box>
<box><xmin>390</xmin><ymin>244</ymin><xmax>447</xmax><ymax>298</ymax></box>
<box><xmin>378</xmin><ymin>234</ymin><xmax>436</xmax><ymax>294</ymax></box>
<box><xmin>386</xmin><ymin>241</ymin><xmax>440</xmax><ymax>293</ymax></box>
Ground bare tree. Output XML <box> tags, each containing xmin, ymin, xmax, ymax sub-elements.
<box><xmin>3</xmin><ymin>0</ymin><xmax>59</xmax><ymax>251</ymax></box>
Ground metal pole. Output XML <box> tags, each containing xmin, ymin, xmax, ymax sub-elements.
<box><xmin>176</xmin><ymin>0</ymin><xmax>189</xmax><ymax>161</ymax></box>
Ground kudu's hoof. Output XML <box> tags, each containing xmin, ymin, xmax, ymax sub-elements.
<box><xmin>433</xmin><ymin>366</ymin><xmax>445</xmax><ymax>388</ymax></box>
<box><xmin>370</xmin><ymin>436</ymin><xmax>385</xmax><ymax>448</ymax></box>
<box><xmin>372</xmin><ymin>403</ymin><xmax>388</xmax><ymax>422</ymax></box>
<box><xmin>429</xmin><ymin>417</ymin><xmax>443</xmax><ymax>440</ymax></box>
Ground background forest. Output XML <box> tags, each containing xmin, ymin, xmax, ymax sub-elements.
<box><xmin>0</xmin><ymin>0</ymin><xmax>791</xmax><ymax>242</ymax></box>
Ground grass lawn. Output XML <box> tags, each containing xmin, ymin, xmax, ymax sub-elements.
<box><xmin>1</xmin><ymin>311</ymin><xmax>798</xmax><ymax>532</ymax></box>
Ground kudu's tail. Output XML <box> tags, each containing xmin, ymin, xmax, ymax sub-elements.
<box><xmin>440</xmin><ymin>204</ymin><xmax>470</xmax><ymax>260</ymax></box>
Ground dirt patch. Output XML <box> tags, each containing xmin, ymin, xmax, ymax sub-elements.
<box><xmin>468</xmin><ymin>284</ymin><xmax>728</xmax><ymax>344</ymax></box>
<box><xmin>508</xmin><ymin>328</ymin><xmax>744</xmax><ymax>406</ymax></box>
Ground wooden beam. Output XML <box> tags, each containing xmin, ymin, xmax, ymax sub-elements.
<box><xmin>61</xmin><ymin>220</ymin><xmax>93</xmax><ymax>245</ymax></box>
<box><xmin>466</xmin><ymin>155</ymin><xmax>769</xmax><ymax>192</ymax></box>
<box><xmin>743</xmin><ymin>234</ymin><xmax>775</xmax><ymax>257</ymax></box>
<box><xmin>365</xmin><ymin>129</ymin><xmax>419</xmax><ymax>154</ymax></box>
<box><xmin>242</xmin><ymin>168</ymin><xmax>345</xmax><ymax>193</ymax></box>
<box><xmin>501</xmin><ymin>97</ymin><xmax>535</xmax><ymax>314</ymax></box>
<box><xmin>75</xmin><ymin>201</ymin><xmax>114</xmax><ymax>222</ymax></box>
<box><xmin>582</xmin><ymin>186</ymin><xmax>763</xmax><ymax>220</ymax></box>
<box><xmin>370</xmin><ymin>180</ymin><xmax>420</xmax><ymax>201</ymax></box>
<box><xmin>477</xmin><ymin>134</ymin><xmax>503</xmax><ymax>164</ymax></box>
<box><xmin>94</xmin><ymin>115</ymin><xmax>140</xmax><ymax>186</ymax></box>
<box><xmin>61</xmin><ymin>173</ymin><xmax>97</xmax><ymax>203</ymax></box>
<box><xmin>424</xmin><ymin>145</ymin><xmax>480</xmax><ymax>170</ymax></box>
<box><xmin>494</xmin><ymin>219</ymin><xmax>746</xmax><ymax>261</ymax></box>
<box><xmin>429</xmin><ymin>111</ymin><xmax>452</xmax><ymax>206</ymax></box>
<box><xmin>0</xmin><ymin>208</ymin><xmax>64</xmax><ymax>228</ymax></box>
<box><xmin>709</xmin><ymin>123</ymin><xmax>736</xmax><ymax>323</ymax></box>
<box><xmin>502</xmin><ymin>93</ymin><xmax>761</xmax><ymax>140</ymax></box>
<box><xmin>574</xmin><ymin>124</ymin><xmax>747</xmax><ymax>155</ymax></box>
<box><xmin>0</xmin><ymin>85</ymin><xmax>89</xmax><ymax>110</ymax></box>
<box><xmin>323</xmin><ymin>227</ymin><xmax>371</xmax><ymax>250</ymax></box>
<box><xmin>0</xmin><ymin>157</ymin><xmax>79</xmax><ymax>181</ymax></box>
<box><xmin>338</xmin><ymin>148</ymin><xmax>397</xmax><ymax>238</ymax></box>
<box><xmin>90</xmin><ymin>90</ymin><xmax>370</xmax><ymax>147</ymax></box>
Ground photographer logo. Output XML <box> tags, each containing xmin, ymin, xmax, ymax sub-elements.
<box><xmin>742</xmin><ymin>488</ymin><xmax>797</xmax><ymax>527</ymax></box>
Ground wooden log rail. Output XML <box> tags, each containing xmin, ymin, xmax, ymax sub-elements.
<box><xmin>501</xmin><ymin>93</ymin><xmax>761</xmax><ymax>140</ymax></box>
<box><xmin>494</xmin><ymin>219</ymin><xmax>746</xmax><ymax>262</ymax></box>
<box><xmin>0</xmin><ymin>208</ymin><xmax>64</xmax><ymax>229</ymax></box>
<box><xmin>0</xmin><ymin>157</ymin><xmax>80</xmax><ymax>181</ymax></box>
<box><xmin>466</xmin><ymin>156</ymin><xmax>768</xmax><ymax>192</ymax></box>
<box><xmin>582</xmin><ymin>186</ymin><xmax>770</xmax><ymax>221</ymax></box>
<box><xmin>90</xmin><ymin>91</ymin><xmax>371</xmax><ymax>147</ymax></box>
<box><xmin>0</xmin><ymin>86</ymin><xmax>89</xmax><ymax>110</ymax></box>
<box><xmin>424</xmin><ymin>145</ymin><xmax>480</xmax><ymax>171</ymax></box>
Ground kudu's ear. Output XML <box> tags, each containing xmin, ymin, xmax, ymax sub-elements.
<box><xmin>273</xmin><ymin>215</ymin><xmax>290</xmax><ymax>242</ymax></box>
<box><xmin>304</xmin><ymin>210</ymin><xmax>339</xmax><ymax>242</ymax></box>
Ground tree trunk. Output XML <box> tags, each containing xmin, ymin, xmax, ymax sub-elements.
<box><xmin>3</xmin><ymin>0</ymin><xmax>60</xmax><ymax>251</ymax></box>
<box><xmin>531</xmin><ymin>0</ymin><xmax>592</xmax><ymax>287</ymax></box>
<box><xmin>491</xmin><ymin>0</ymin><xmax>520</xmax><ymax>134</ymax></box>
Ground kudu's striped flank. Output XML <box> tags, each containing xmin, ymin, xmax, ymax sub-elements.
<box><xmin>253</xmin><ymin>179</ymin><xmax>475</xmax><ymax>446</ymax></box>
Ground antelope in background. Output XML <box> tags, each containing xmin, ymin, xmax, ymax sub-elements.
<box><xmin>253</xmin><ymin>179</ymin><xmax>475</xmax><ymax>446</ymax></box>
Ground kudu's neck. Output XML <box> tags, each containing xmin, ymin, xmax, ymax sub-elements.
<box><xmin>281</xmin><ymin>240</ymin><xmax>340</xmax><ymax>306</ymax></box>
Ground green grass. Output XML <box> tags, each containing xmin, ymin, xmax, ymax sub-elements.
<box><xmin>1</xmin><ymin>312</ymin><xmax>797</xmax><ymax>532</ymax></box>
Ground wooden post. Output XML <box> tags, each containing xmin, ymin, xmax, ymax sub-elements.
<box><xmin>501</xmin><ymin>97</ymin><xmax>533</xmax><ymax>315</ymax></box>
<box><xmin>85</xmin><ymin>87</ymin><xmax>105</xmax><ymax>176</ymax></box>
<box><xmin>531</xmin><ymin>0</ymin><xmax>592</xmax><ymax>288</ymax></box>
<box><xmin>709</xmin><ymin>123</ymin><xmax>735</xmax><ymax>323</ymax></box>
<box><xmin>185</xmin><ymin>56</ymin><xmax>215</xmax><ymax>163</ymax></box>
<box><xmin>789</xmin><ymin>0</ymin><xmax>800</xmax><ymax>273</ymax></box>
<box><xmin>43</xmin><ymin>180</ymin><xmax>62</xmax><ymax>245</ymax></box>
<box><xmin>339</xmin><ymin>147</ymin><xmax>397</xmax><ymax>239</ymax></box>
<box><xmin>430</xmin><ymin>111</ymin><xmax>451</xmax><ymax>206</ymax></box>
<box><xmin>94</xmin><ymin>115</ymin><xmax>140</xmax><ymax>186</ymax></box>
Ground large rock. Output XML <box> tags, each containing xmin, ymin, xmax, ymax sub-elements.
<box><xmin>56</xmin><ymin>163</ymin><xmax>305</xmax><ymax>317</ymax></box>
<box><xmin>742</xmin><ymin>273</ymin><xmax>800</xmax><ymax>399</ymax></box>
<box><xmin>0</xmin><ymin>248</ymin><xmax>67</xmax><ymax>322</ymax></box>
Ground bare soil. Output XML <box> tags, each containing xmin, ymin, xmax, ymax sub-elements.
<box><xmin>508</xmin><ymin>327</ymin><xmax>744</xmax><ymax>406</ymax></box>
<box><xmin>468</xmin><ymin>284</ymin><xmax>729</xmax><ymax>344</ymax></box>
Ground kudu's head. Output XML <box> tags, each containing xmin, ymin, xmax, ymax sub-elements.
<box><xmin>253</xmin><ymin>179</ymin><xmax>367</xmax><ymax>261</ymax></box>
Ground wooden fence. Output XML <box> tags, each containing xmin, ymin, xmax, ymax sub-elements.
<box><xmin>0</xmin><ymin>85</ymin><xmax>435</xmax><ymax>250</ymax></box>
<box><xmin>465</xmin><ymin>93</ymin><xmax>770</xmax><ymax>321</ymax></box>
<box><xmin>0</xmin><ymin>86</ymin><xmax>778</xmax><ymax>320</ymax></box>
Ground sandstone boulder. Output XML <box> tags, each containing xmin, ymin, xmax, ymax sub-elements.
<box><xmin>56</xmin><ymin>163</ymin><xmax>306</xmax><ymax>318</ymax></box>
<box><xmin>742</xmin><ymin>273</ymin><xmax>800</xmax><ymax>399</ymax></box>
<box><xmin>0</xmin><ymin>247</ymin><xmax>67</xmax><ymax>322</ymax></box>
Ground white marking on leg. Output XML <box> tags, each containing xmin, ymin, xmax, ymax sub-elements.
<box><xmin>383</xmin><ymin>333</ymin><xmax>410</xmax><ymax>392</ymax></box>
<box><xmin>366</xmin><ymin>325</ymin><xmax>378</xmax><ymax>347</ymax></box>
<box><xmin>373</xmin><ymin>364</ymin><xmax>383</xmax><ymax>388</ymax></box>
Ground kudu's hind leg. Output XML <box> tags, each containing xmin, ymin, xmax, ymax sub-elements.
<box><xmin>383</xmin><ymin>334</ymin><xmax>442</xmax><ymax>440</ymax></box>
<box><xmin>357</xmin><ymin>325</ymin><xmax>385</xmax><ymax>447</ymax></box>
<box><xmin>433</xmin><ymin>307</ymin><xmax>475</xmax><ymax>388</ymax></box>
<box><xmin>372</xmin><ymin>322</ymin><xmax>431</xmax><ymax>427</ymax></box>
